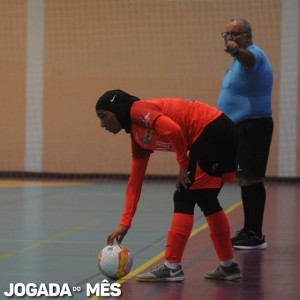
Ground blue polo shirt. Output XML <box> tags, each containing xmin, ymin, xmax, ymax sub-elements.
<box><xmin>217</xmin><ymin>44</ymin><xmax>273</xmax><ymax>124</ymax></box>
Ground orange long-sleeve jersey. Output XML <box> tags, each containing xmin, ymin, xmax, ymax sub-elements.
<box><xmin>119</xmin><ymin>98</ymin><xmax>222</xmax><ymax>228</ymax></box>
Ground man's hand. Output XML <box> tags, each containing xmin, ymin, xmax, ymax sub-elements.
<box><xmin>224</xmin><ymin>39</ymin><xmax>239</xmax><ymax>56</ymax></box>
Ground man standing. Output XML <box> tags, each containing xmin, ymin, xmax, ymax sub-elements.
<box><xmin>218</xmin><ymin>18</ymin><xmax>273</xmax><ymax>250</ymax></box>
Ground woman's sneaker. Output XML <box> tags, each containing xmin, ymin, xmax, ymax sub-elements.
<box><xmin>136</xmin><ymin>263</ymin><xmax>184</xmax><ymax>282</ymax></box>
<box><xmin>232</xmin><ymin>230</ymin><xmax>268</xmax><ymax>250</ymax></box>
<box><xmin>204</xmin><ymin>263</ymin><xmax>242</xmax><ymax>281</ymax></box>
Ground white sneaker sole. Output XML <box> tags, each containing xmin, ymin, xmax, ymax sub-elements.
<box><xmin>233</xmin><ymin>241</ymin><xmax>268</xmax><ymax>250</ymax></box>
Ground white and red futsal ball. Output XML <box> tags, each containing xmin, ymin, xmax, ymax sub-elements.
<box><xmin>98</xmin><ymin>244</ymin><xmax>133</xmax><ymax>280</ymax></box>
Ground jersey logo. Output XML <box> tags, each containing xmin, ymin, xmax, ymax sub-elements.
<box><xmin>141</xmin><ymin>129</ymin><xmax>152</xmax><ymax>145</ymax></box>
<box><xmin>141</xmin><ymin>112</ymin><xmax>151</xmax><ymax>127</ymax></box>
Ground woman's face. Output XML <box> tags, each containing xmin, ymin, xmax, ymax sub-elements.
<box><xmin>96</xmin><ymin>110</ymin><xmax>122</xmax><ymax>134</ymax></box>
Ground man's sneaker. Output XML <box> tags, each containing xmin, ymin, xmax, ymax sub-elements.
<box><xmin>136</xmin><ymin>263</ymin><xmax>184</xmax><ymax>282</ymax></box>
<box><xmin>204</xmin><ymin>263</ymin><xmax>242</xmax><ymax>281</ymax></box>
<box><xmin>232</xmin><ymin>230</ymin><xmax>268</xmax><ymax>250</ymax></box>
<box><xmin>231</xmin><ymin>229</ymin><xmax>249</xmax><ymax>244</ymax></box>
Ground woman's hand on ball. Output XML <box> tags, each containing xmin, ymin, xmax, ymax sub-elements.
<box><xmin>107</xmin><ymin>226</ymin><xmax>129</xmax><ymax>245</ymax></box>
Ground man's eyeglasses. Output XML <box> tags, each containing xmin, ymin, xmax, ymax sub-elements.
<box><xmin>221</xmin><ymin>31</ymin><xmax>248</xmax><ymax>38</ymax></box>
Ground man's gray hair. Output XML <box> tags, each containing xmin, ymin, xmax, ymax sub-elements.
<box><xmin>230</xmin><ymin>17</ymin><xmax>252</xmax><ymax>33</ymax></box>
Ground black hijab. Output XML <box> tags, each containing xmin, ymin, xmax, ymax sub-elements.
<box><xmin>96</xmin><ymin>89</ymin><xmax>140</xmax><ymax>133</ymax></box>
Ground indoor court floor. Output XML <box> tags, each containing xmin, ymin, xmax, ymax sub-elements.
<box><xmin>0</xmin><ymin>179</ymin><xmax>299</xmax><ymax>300</ymax></box>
